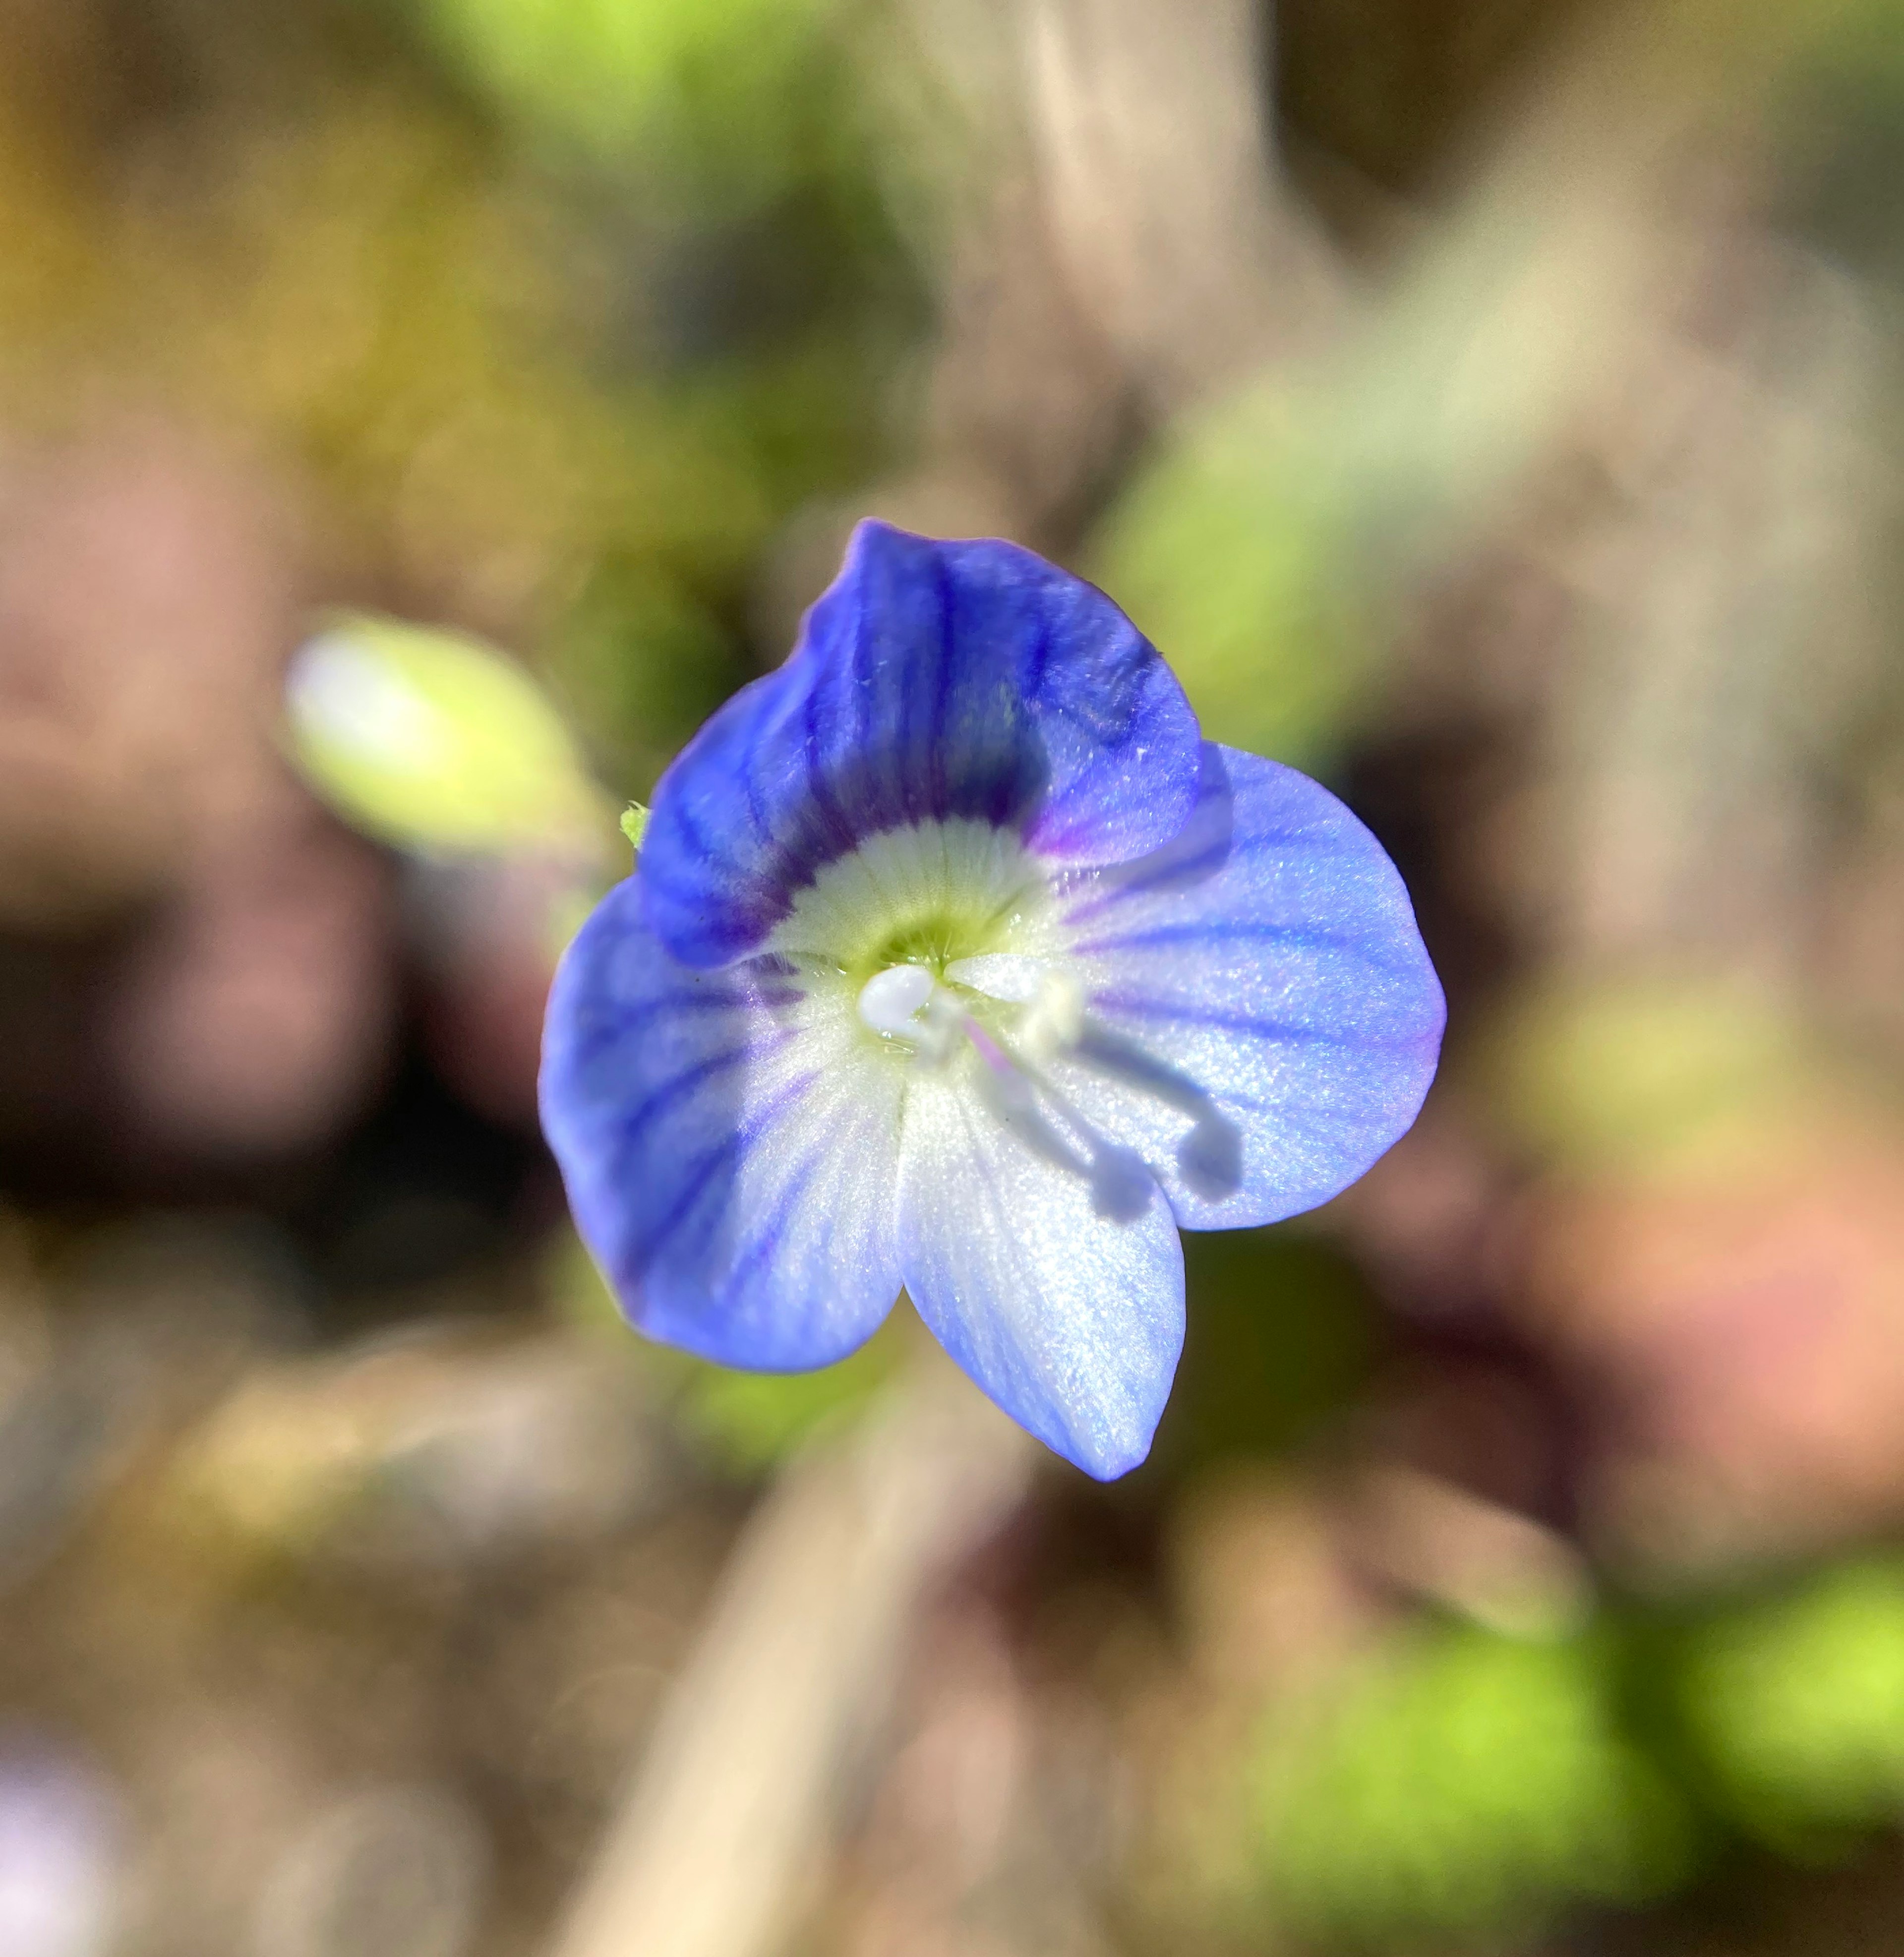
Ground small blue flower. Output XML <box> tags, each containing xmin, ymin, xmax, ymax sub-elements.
<box><xmin>541</xmin><ymin>523</ymin><xmax>1444</xmax><ymax>1479</ymax></box>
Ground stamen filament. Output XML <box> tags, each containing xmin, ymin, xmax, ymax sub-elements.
<box><xmin>854</xmin><ymin>958</ymin><xmax>1230</xmax><ymax>1216</ymax></box>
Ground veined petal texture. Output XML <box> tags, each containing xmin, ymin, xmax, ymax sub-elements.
<box><xmin>540</xmin><ymin>878</ymin><xmax>904</xmax><ymax>1367</ymax></box>
<box><xmin>895</xmin><ymin>1062</ymin><xmax>1186</xmax><ymax>1480</ymax></box>
<box><xmin>1046</xmin><ymin>744</ymin><xmax>1445</xmax><ymax>1230</ymax></box>
<box><xmin>639</xmin><ymin>521</ymin><xmax>1203</xmax><ymax>967</ymax></box>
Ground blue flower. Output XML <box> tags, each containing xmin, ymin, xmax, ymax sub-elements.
<box><xmin>541</xmin><ymin>523</ymin><xmax>1444</xmax><ymax>1479</ymax></box>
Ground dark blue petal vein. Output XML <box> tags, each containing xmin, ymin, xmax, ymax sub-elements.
<box><xmin>640</xmin><ymin>521</ymin><xmax>1203</xmax><ymax>967</ymax></box>
<box><xmin>540</xmin><ymin>876</ymin><xmax>905</xmax><ymax>1368</ymax></box>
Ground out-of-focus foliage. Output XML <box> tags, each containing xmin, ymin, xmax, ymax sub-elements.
<box><xmin>407</xmin><ymin>0</ymin><xmax>842</xmax><ymax>192</ymax></box>
<box><xmin>1258</xmin><ymin>1625</ymin><xmax>1692</xmax><ymax>1945</ymax></box>
<box><xmin>549</xmin><ymin>560</ymin><xmax>745</xmax><ymax>792</ymax></box>
<box><xmin>0</xmin><ymin>28</ymin><xmax>910</xmax><ymax>803</ymax></box>
<box><xmin>1486</xmin><ymin>978</ymin><xmax>1816</xmax><ymax>1171</ymax></box>
<box><xmin>551</xmin><ymin>1229</ymin><xmax>904</xmax><ymax>1475</ymax></box>
<box><xmin>1681</xmin><ymin>1561</ymin><xmax>1904</xmax><ymax>1851</ymax></box>
<box><xmin>669</xmin><ymin>1316</ymin><xmax>907</xmax><ymax>1475</ymax></box>
<box><xmin>286</xmin><ymin>615</ymin><xmax>607</xmax><ymax>855</ymax></box>
<box><xmin>1156</xmin><ymin>1229</ymin><xmax>1385</xmax><ymax>1474</ymax></box>
<box><xmin>1093</xmin><ymin>390</ymin><xmax>1371</xmax><ymax>767</ymax></box>
<box><xmin>1245</xmin><ymin>1561</ymin><xmax>1904</xmax><ymax>1950</ymax></box>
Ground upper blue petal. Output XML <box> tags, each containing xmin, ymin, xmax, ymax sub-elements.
<box><xmin>1046</xmin><ymin>743</ymin><xmax>1446</xmax><ymax>1229</ymax></box>
<box><xmin>639</xmin><ymin>521</ymin><xmax>1203</xmax><ymax>968</ymax></box>
<box><xmin>540</xmin><ymin>876</ymin><xmax>905</xmax><ymax>1368</ymax></box>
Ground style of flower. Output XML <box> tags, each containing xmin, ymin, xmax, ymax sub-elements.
<box><xmin>540</xmin><ymin>523</ymin><xmax>1444</xmax><ymax>1478</ymax></box>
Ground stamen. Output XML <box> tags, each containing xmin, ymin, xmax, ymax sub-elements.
<box><xmin>857</xmin><ymin>963</ymin><xmax>935</xmax><ymax>1039</ymax></box>
<box><xmin>966</xmin><ymin>1019</ymin><xmax>1151</xmax><ymax>1222</ymax></box>
<box><xmin>857</xmin><ymin>963</ymin><xmax>966</xmax><ymax>1063</ymax></box>
<box><xmin>945</xmin><ymin>958</ymin><xmax>1084</xmax><ymax>1063</ymax></box>
<box><xmin>965</xmin><ymin>1021</ymin><xmax>1092</xmax><ymax>1178</ymax></box>
<box><xmin>857</xmin><ymin>957</ymin><xmax>1222</xmax><ymax>1222</ymax></box>
<box><xmin>1014</xmin><ymin>971</ymin><xmax>1086</xmax><ymax>1063</ymax></box>
<box><xmin>951</xmin><ymin>958</ymin><xmax>1240</xmax><ymax>1206</ymax></box>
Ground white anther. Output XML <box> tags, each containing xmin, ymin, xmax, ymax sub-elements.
<box><xmin>942</xmin><ymin>955</ymin><xmax>1086</xmax><ymax>1063</ymax></box>
<box><xmin>1017</xmin><ymin>971</ymin><xmax>1086</xmax><ymax>1063</ymax></box>
<box><xmin>857</xmin><ymin>963</ymin><xmax>936</xmax><ymax>1040</ymax></box>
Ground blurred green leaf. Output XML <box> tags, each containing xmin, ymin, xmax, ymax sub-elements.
<box><xmin>286</xmin><ymin>613</ymin><xmax>607</xmax><ymax>854</ymax></box>
<box><xmin>548</xmin><ymin>559</ymin><xmax>746</xmax><ymax>789</ymax></box>
<box><xmin>412</xmin><ymin>0</ymin><xmax>841</xmax><ymax>191</ymax></box>
<box><xmin>672</xmin><ymin>1315</ymin><xmax>908</xmax><ymax>1476</ymax></box>
<box><xmin>1679</xmin><ymin>1559</ymin><xmax>1904</xmax><ymax>1852</ymax></box>
<box><xmin>1150</xmin><ymin>1228</ymin><xmax>1384</xmax><ymax>1478</ymax></box>
<box><xmin>620</xmin><ymin>803</ymin><xmax>651</xmax><ymax>852</ymax></box>
<box><xmin>1484</xmin><ymin>977</ymin><xmax>1814</xmax><ymax>1172</ymax></box>
<box><xmin>548</xmin><ymin>1227</ymin><xmax>906</xmax><ymax>1475</ymax></box>
<box><xmin>1091</xmin><ymin>387</ymin><xmax>1372</xmax><ymax>769</ymax></box>
<box><xmin>1258</xmin><ymin>1625</ymin><xmax>1692</xmax><ymax>1946</ymax></box>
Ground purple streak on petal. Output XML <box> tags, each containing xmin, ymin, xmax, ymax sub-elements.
<box><xmin>1085</xmin><ymin>996</ymin><xmax>1358</xmax><ymax>1044</ymax></box>
<box><xmin>541</xmin><ymin>876</ymin><xmax>904</xmax><ymax>1369</ymax></box>
<box><xmin>1051</xmin><ymin>743</ymin><xmax>1445</xmax><ymax>1232</ymax></box>
<box><xmin>623</xmin><ymin>1066</ymin><xmax>821</xmax><ymax>1280</ymax></box>
<box><xmin>613</xmin><ymin>1030</ymin><xmax>799</xmax><ymax>1140</ymax></box>
<box><xmin>1070</xmin><ymin>918</ymin><xmax>1375</xmax><ymax>957</ymax></box>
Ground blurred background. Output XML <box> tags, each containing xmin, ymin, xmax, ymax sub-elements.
<box><xmin>3</xmin><ymin>0</ymin><xmax>1904</xmax><ymax>1951</ymax></box>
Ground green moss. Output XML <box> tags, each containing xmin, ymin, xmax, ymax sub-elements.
<box><xmin>1258</xmin><ymin>1625</ymin><xmax>1693</xmax><ymax>1947</ymax></box>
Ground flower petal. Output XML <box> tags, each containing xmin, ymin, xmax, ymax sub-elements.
<box><xmin>640</xmin><ymin>521</ymin><xmax>1203</xmax><ymax>967</ymax></box>
<box><xmin>540</xmin><ymin>877</ymin><xmax>904</xmax><ymax>1367</ymax></box>
<box><xmin>895</xmin><ymin>1061</ymin><xmax>1185</xmax><ymax>1479</ymax></box>
<box><xmin>1046</xmin><ymin>743</ymin><xmax>1445</xmax><ymax>1229</ymax></box>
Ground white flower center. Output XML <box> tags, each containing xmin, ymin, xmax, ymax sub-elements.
<box><xmin>856</xmin><ymin>959</ymin><xmax>1189</xmax><ymax>1221</ymax></box>
<box><xmin>778</xmin><ymin>818</ymin><xmax>1243</xmax><ymax>1214</ymax></box>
